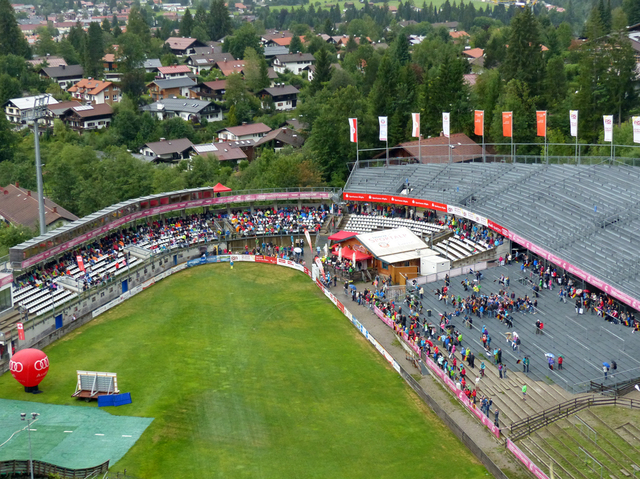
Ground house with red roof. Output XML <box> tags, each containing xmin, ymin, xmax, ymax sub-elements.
<box><xmin>68</xmin><ymin>79</ymin><xmax>121</xmax><ymax>105</ymax></box>
<box><xmin>156</xmin><ymin>65</ymin><xmax>192</xmax><ymax>79</ymax></box>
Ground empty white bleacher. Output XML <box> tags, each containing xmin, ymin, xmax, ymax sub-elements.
<box><xmin>345</xmin><ymin>215</ymin><xmax>444</xmax><ymax>237</ymax></box>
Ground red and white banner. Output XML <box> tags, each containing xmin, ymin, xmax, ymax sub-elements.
<box><xmin>603</xmin><ymin>115</ymin><xmax>613</xmax><ymax>142</ymax></box>
<box><xmin>338</xmin><ymin>247</ymin><xmax>342</xmax><ymax>261</ymax></box>
<box><xmin>352</xmin><ymin>252</ymin><xmax>356</xmax><ymax>265</ymax></box>
<box><xmin>17</xmin><ymin>322</ymin><xmax>25</xmax><ymax>341</ymax></box>
<box><xmin>348</xmin><ymin>118</ymin><xmax>358</xmax><ymax>143</ymax></box>
<box><xmin>378</xmin><ymin>116</ymin><xmax>388</xmax><ymax>141</ymax></box>
<box><xmin>474</xmin><ymin>110</ymin><xmax>484</xmax><ymax>136</ymax></box>
<box><xmin>442</xmin><ymin>112</ymin><xmax>450</xmax><ymax>138</ymax></box>
<box><xmin>634</xmin><ymin>117</ymin><xmax>640</xmax><ymax>144</ymax></box>
<box><xmin>570</xmin><ymin>110</ymin><xmax>578</xmax><ymax>137</ymax></box>
<box><xmin>77</xmin><ymin>255</ymin><xmax>85</xmax><ymax>272</ymax></box>
<box><xmin>411</xmin><ymin>112</ymin><xmax>420</xmax><ymax>138</ymax></box>
<box><xmin>304</xmin><ymin>229</ymin><xmax>313</xmax><ymax>251</ymax></box>
<box><xmin>536</xmin><ymin>111</ymin><xmax>546</xmax><ymax>137</ymax></box>
<box><xmin>507</xmin><ymin>439</ymin><xmax>550</xmax><ymax>479</ymax></box>
<box><xmin>502</xmin><ymin>112</ymin><xmax>513</xmax><ymax>138</ymax></box>
<box><xmin>315</xmin><ymin>257</ymin><xmax>326</xmax><ymax>280</ymax></box>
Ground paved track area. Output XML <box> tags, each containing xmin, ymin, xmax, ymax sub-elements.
<box><xmin>412</xmin><ymin>262</ymin><xmax>640</xmax><ymax>393</ymax></box>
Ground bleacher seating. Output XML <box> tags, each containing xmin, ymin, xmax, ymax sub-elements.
<box><xmin>344</xmin><ymin>215</ymin><xmax>445</xmax><ymax>236</ymax></box>
<box><xmin>345</xmin><ymin>162</ymin><xmax>640</xmax><ymax>301</ymax></box>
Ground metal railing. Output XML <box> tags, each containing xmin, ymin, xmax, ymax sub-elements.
<box><xmin>0</xmin><ymin>458</ymin><xmax>109</xmax><ymax>477</ymax></box>
<box><xmin>508</xmin><ymin>395</ymin><xmax>640</xmax><ymax>442</ymax></box>
<box><xmin>589</xmin><ymin>376</ymin><xmax>640</xmax><ymax>397</ymax></box>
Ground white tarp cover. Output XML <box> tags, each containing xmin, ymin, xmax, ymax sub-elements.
<box><xmin>357</xmin><ymin>227</ymin><xmax>430</xmax><ymax>263</ymax></box>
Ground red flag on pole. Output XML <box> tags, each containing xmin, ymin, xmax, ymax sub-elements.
<box><xmin>474</xmin><ymin>110</ymin><xmax>484</xmax><ymax>136</ymax></box>
<box><xmin>536</xmin><ymin>111</ymin><xmax>547</xmax><ymax>137</ymax></box>
<box><xmin>17</xmin><ymin>322</ymin><xmax>25</xmax><ymax>341</ymax></box>
<box><xmin>502</xmin><ymin>112</ymin><xmax>513</xmax><ymax>138</ymax></box>
<box><xmin>348</xmin><ymin>118</ymin><xmax>358</xmax><ymax>143</ymax></box>
<box><xmin>76</xmin><ymin>255</ymin><xmax>85</xmax><ymax>272</ymax></box>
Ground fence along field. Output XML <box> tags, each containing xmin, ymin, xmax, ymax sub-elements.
<box><xmin>0</xmin><ymin>263</ymin><xmax>488</xmax><ymax>478</ymax></box>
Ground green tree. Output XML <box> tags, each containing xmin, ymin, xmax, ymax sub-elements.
<box><xmin>309</xmin><ymin>47</ymin><xmax>332</xmax><ymax>94</ymax></box>
<box><xmin>289</xmin><ymin>35</ymin><xmax>303</xmax><ymax>53</ymax></box>
<box><xmin>101</xmin><ymin>17</ymin><xmax>111</xmax><ymax>34</ymax></box>
<box><xmin>473</xmin><ymin>69</ymin><xmax>501</xmax><ymax>140</ymax></box>
<box><xmin>368</xmin><ymin>53</ymin><xmax>397</xmax><ymax>120</ymax></box>
<box><xmin>490</xmin><ymin>79</ymin><xmax>537</xmax><ymax>153</ymax></box>
<box><xmin>223</xmin><ymin>73</ymin><xmax>259</xmax><ymax>124</ymax></box>
<box><xmin>482</xmin><ymin>30</ymin><xmax>505</xmax><ymax>69</ymax></box>
<box><xmin>0</xmin><ymin>223</ymin><xmax>35</xmax><ymax>251</ymax></box>
<box><xmin>0</xmin><ymin>73</ymin><xmax>21</xmax><ymax>104</ymax></box>
<box><xmin>83</xmin><ymin>21</ymin><xmax>104</xmax><ymax>78</ymax></box>
<box><xmin>191</xmin><ymin>25</ymin><xmax>209</xmax><ymax>43</ymax></box>
<box><xmin>243</xmin><ymin>47</ymin><xmax>270</xmax><ymax>92</ymax></box>
<box><xmin>345</xmin><ymin>35</ymin><xmax>358</xmax><ymax>53</ymax></box>
<box><xmin>179</xmin><ymin>7</ymin><xmax>193</xmax><ymax>37</ymax></box>
<box><xmin>225</xmin><ymin>23</ymin><xmax>261</xmax><ymax>59</ymax></box>
<box><xmin>127</xmin><ymin>6</ymin><xmax>150</xmax><ymax>41</ymax></box>
<box><xmin>623</xmin><ymin>0</ymin><xmax>640</xmax><ymax>25</ymax></box>
<box><xmin>502</xmin><ymin>7</ymin><xmax>543</xmax><ymax>99</ymax></box>
<box><xmin>543</xmin><ymin>56</ymin><xmax>567</xmax><ymax>110</ymax></box>
<box><xmin>208</xmin><ymin>0</ymin><xmax>232</xmax><ymax>42</ymax></box>
<box><xmin>0</xmin><ymin>112</ymin><xmax>17</xmax><ymax>162</ymax></box>
<box><xmin>58</xmin><ymin>38</ymin><xmax>80</xmax><ymax>65</ymax></box>
<box><xmin>0</xmin><ymin>0</ymin><xmax>31</xmax><ymax>58</ymax></box>
<box><xmin>35</xmin><ymin>24</ymin><xmax>57</xmax><ymax>56</ymax></box>
<box><xmin>391</xmin><ymin>32</ymin><xmax>410</xmax><ymax>66</ymax></box>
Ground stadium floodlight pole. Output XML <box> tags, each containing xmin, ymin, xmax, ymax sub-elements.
<box><xmin>21</xmin><ymin>412</ymin><xmax>39</xmax><ymax>479</ymax></box>
<box><xmin>22</xmin><ymin>95</ymin><xmax>49</xmax><ymax>236</ymax></box>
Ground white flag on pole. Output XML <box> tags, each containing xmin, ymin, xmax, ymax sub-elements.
<box><xmin>379</xmin><ymin>116</ymin><xmax>388</xmax><ymax>141</ymax></box>
<box><xmin>633</xmin><ymin>117</ymin><xmax>640</xmax><ymax>144</ymax></box>
<box><xmin>570</xmin><ymin>110</ymin><xmax>578</xmax><ymax>137</ymax></box>
<box><xmin>412</xmin><ymin>112</ymin><xmax>420</xmax><ymax>138</ymax></box>
<box><xmin>443</xmin><ymin>112</ymin><xmax>450</xmax><ymax>138</ymax></box>
<box><xmin>338</xmin><ymin>247</ymin><xmax>342</xmax><ymax>261</ymax></box>
<box><xmin>352</xmin><ymin>251</ymin><xmax>356</xmax><ymax>265</ymax></box>
<box><xmin>348</xmin><ymin>118</ymin><xmax>358</xmax><ymax>143</ymax></box>
<box><xmin>603</xmin><ymin>115</ymin><xmax>613</xmax><ymax>142</ymax></box>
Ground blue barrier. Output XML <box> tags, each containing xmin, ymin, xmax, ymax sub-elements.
<box><xmin>98</xmin><ymin>393</ymin><xmax>132</xmax><ymax>407</ymax></box>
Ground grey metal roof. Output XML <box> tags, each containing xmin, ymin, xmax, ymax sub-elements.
<box><xmin>148</xmin><ymin>77</ymin><xmax>197</xmax><ymax>89</ymax></box>
<box><xmin>264</xmin><ymin>46</ymin><xmax>289</xmax><ymax>57</ymax></box>
<box><xmin>143</xmin><ymin>59</ymin><xmax>162</xmax><ymax>69</ymax></box>
<box><xmin>142</xmin><ymin>98</ymin><xmax>215</xmax><ymax>114</ymax></box>
<box><xmin>40</xmin><ymin>64</ymin><xmax>84</xmax><ymax>78</ymax></box>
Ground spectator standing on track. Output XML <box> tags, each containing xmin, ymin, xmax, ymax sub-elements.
<box><xmin>523</xmin><ymin>356</ymin><xmax>530</xmax><ymax>373</ymax></box>
<box><xmin>494</xmin><ymin>409</ymin><xmax>499</xmax><ymax>428</ymax></box>
<box><xmin>522</xmin><ymin>385</ymin><xmax>527</xmax><ymax>401</ymax></box>
<box><xmin>558</xmin><ymin>355</ymin><xmax>563</xmax><ymax>370</ymax></box>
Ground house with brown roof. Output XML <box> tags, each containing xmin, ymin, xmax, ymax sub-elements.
<box><xmin>217</xmin><ymin>122</ymin><xmax>271</xmax><ymax>142</ymax></box>
<box><xmin>215</xmin><ymin>60</ymin><xmax>246</xmax><ymax>76</ymax></box>
<box><xmin>28</xmin><ymin>56</ymin><xmax>67</xmax><ymax>68</ymax></box>
<box><xmin>255</xmin><ymin>127</ymin><xmax>304</xmax><ymax>151</ymax></box>
<box><xmin>189</xmin><ymin>80</ymin><xmax>227</xmax><ymax>101</ymax></box>
<box><xmin>140</xmin><ymin>138</ymin><xmax>195</xmax><ymax>163</ymax></box>
<box><xmin>186</xmin><ymin>52</ymin><xmax>235</xmax><ymax>75</ymax></box>
<box><xmin>58</xmin><ymin>104</ymin><xmax>114</xmax><ymax>131</ymax></box>
<box><xmin>192</xmin><ymin>141</ymin><xmax>252</xmax><ymax>162</ymax></box>
<box><xmin>0</xmin><ymin>184</ymin><xmax>78</xmax><ymax>231</ymax></box>
<box><xmin>102</xmin><ymin>53</ymin><xmax>118</xmax><ymax>71</ymax></box>
<box><xmin>164</xmin><ymin>37</ymin><xmax>207</xmax><ymax>56</ymax></box>
<box><xmin>374</xmin><ymin>133</ymin><xmax>482</xmax><ymax>164</ymax></box>
<box><xmin>46</xmin><ymin>100</ymin><xmax>82</xmax><ymax>126</ymax></box>
<box><xmin>68</xmin><ymin>78</ymin><xmax>121</xmax><ymax>105</ymax></box>
<box><xmin>462</xmin><ymin>47</ymin><xmax>484</xmax><ymax>67</ymax></box>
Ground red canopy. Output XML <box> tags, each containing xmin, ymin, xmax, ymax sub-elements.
<box><xmin>213</xmin><ymin>183</ymin><xmax>232</xmax><ymax>193</ymax></box>
<box><xmin>327</xmin><ymin>231</ymin><xmax>358</xmax><ymax>242</ymax></box>
<box><xmin>332</xmin><ymin>247</ymin><xmax>372</xmax><ymax>261</ymax></box>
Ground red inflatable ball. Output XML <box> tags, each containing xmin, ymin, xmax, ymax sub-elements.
<box><xmin>9</xmin><ymin>349</ymin><xmax>49</xmax><ymax>388</ymax></box>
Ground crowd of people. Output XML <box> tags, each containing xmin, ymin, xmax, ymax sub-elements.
<box><xmin>14</xmin><ymin>206</ymin><xmax>330</xmax><ymax>297</ymax></box>
<box><xmin>225</xmin><ymin>206</ymin><xmax>328</xmax><ymax>237</ymax></box>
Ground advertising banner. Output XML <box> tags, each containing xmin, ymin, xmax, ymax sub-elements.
<box><xmin>17</xmin><ymin>322</ymin><xmax>25</xmax><ymax>340</ymax></box>
<box><xmin>443</xmin><ymin>112</ymin><xmax>450</xmax><ymax>138</ymax></box>
<box><xmin>633</xmin><ymin>117</ymin><xmax>640</xmax><ymax>144</ymax></box>
<box><xmin>349</xmin><ymin>118</ymin><xmax>358</xmax><ymax>143</ymax></box>
<box><xmin>506</xmin><ymin>439</ymin><xmax>550</xmax><ymax>479</ymax></box>
<box><xmin>536</xmin><ymin>111</ymin><xmax>546</xmax><ymax>137</ymax></box>
<box><xmin>379</xmin><ymin>116</ymin><xmax>388</xmax><ymax>141</ymax></box>
<box><xmin>412</xmin><ymin>113</ymin><xmax>420</xmax><ymax>138</ymax></box>
<box><xmin>474</xmin><ymin>110</ymin><xmax>484</xmax><ymax>136</ymax></box>
<box><xmin>604</xmin><ymin>115</ymin><xmax>613</xmax><ymax>142</ymax></box>
<box><xmin>570</xmin><ymin>110</ymin><xmax>578</xmax><ymax>137</ymax></box>
<box><xmin>502</xmin><ymin>112</ymin><xmax>513</xmax><ymax>138</ymax></box>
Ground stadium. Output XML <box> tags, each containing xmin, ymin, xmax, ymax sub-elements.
<box><xmin>0</xmin><ymin>160</ymin><xmax>639</xmax><ymax>479</ymax></box>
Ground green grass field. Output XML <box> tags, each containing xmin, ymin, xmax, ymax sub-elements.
<box><xmin>0</xmin><ymin>264</ymin><xmax>488</xmax><ymax>478</ymax></box>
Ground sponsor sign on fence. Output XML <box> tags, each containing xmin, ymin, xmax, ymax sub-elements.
<box><xmin>506</xmin><ymin>439</ymin><xmax>550</xmax><ymax>479</ymax></box>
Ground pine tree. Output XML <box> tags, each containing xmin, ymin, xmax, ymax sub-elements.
<box><xmin>83</xmin><ymin>22</ymin><xmax>104</xmax><ymax>78</ymax></box>
<box><xmin>391</xmin><ymin>32</ymin><xmax>411</xmax><ymax>66</ymax></box>
<box><xmin>502</xmin><ymin>7</ymin><xmax>543</xmax><ymax>99</ymax></box>
<box><xmin>127</xmin><ymin>5</ymin><xmax>150</xmax><ymax>41</ymax></box>
<box><xmin>0</xmin><ymin>0</ymin><xmax>30</xmax><ymax>58</ymax></box>
<box><xmin>208</xmin><ymin>0</ymin><xmax>232</xmax><ymax>42</ymax></box>
<box><xmin>310</xmin><ymin>48</ymin><xmax>332</xmax><ymax>94</ymax></box>
<box><xmin>180</xmin><ymin>8</ymin><xmax>193</xmax><ymax>37</ymax></box>
<box><xmin>289</xmin><ymin>35</ymin><xmax>303</xmax><ymax>53</ymax></box>
<box><xmin>368</xmin><ymin>54</ymin><xmax>397</xmax><ymax>120</ymax></box>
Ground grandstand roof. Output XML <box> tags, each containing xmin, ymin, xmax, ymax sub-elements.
<box><xmin>344</xmin><ymin>162</ymin><xmax>640</xmax><ymax>309</ymax></box>
<box><xmin>0</xmin><ymin>184</ymin><xmax>78</xmax><ymax>229</ymax></box>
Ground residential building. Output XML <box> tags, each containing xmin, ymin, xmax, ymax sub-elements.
<box><xmin>164</xmin><ymin>37</ymin><xmax>207</xmax><ymax>56</ymax></box>
<box><xmin>374</xmin><ymin>133</ymin><xmax>482</xmax><ymax>164</ymax></box>
<box><xmin>46</xmin><ymin>100</ymin><xmax>82</xmax><ymax>126</ymax></box>
<box><xmin>257</xmin><ymin>84</ymin><xmax>299</xmax><ymax>111</ymax></box>
<box><xmin>255</xmin><ymin>127</ymin><xmax>304</xmax><ymax>151</ymax></box>
<box><xmin>192</xmin><ymin>141</ymin><xmax>250</xmax><ymax>162</ymax></box>
<box><xmin>263</xmin><ymin>46</ymin><xmax>289</xmax><ymax>59</ymax></box>
<box><xmin>140</xmin><ymin>138</ymin><xmax>194</xmax><ymax>163</ymax></box>
<box><xmin>156</xmin><ymin>65</ymin><xmax>192</xmax><ymax>79</ymax></box>
<box><xmin>217</xmin><ymin>123</ymin><xmax>271</xmax><ymax>142</ymax></box>
<box><xmin>462</xmin><ymin>47</ymin><xmax>484</xmax><ymax>67</ymax></box>
<box><xmin>59</xmin><ymin>104</ymin><xmax>114</xmax><ymax>131</ymax></box>
<box><xmin>0</xmin><ymin>184</ymin><xmax>79</xmax><ymax>231</ymax></box>
<box><xmin>68</xmin><ymin>78</ymin><xmax>121</xmax><ymax>105</ymax></box>
<box><xmin>189</xmin><ymin>80</ymin><xmax>227</xmax><ymax>101</ymax></box>
<box><xmin>142</xmin><ymin>98</ymin><xmax>223</xmax><ymax>122</ymax></box>
<box><xmin>28</xmin><ymin>56</ymin><xmax>67</xmax><ymax>68</ymax></box>
<box><xmin>185</xmin><ymin>52</ymin><xmax>235</xmax><ymax>75</ymax></box>
<box><xmin>102</xmin><ymin>53</ymin><xmax>117</xmax><ymax>71</ymax></box>
<box><xmin>215</xmin><ymin>60</ymin><xmax>245</xmax><ymax>76</ymax></box>
<box><xmin>4</xmin><ymin>94</ymin><xmax>58</xmax><ymax>127</ymax></box>
<box><xmin>143</xmin><ymin>59</ymin><xmax>162</xmax><ymax>73</ymax></box>
<box><xmin>146</xmin><ymin>77</ymin><xmax>197</xmax><ymax>101</ymax></box>
<box><xmin>272</xmin><ymin>53</ymin><xmax>315</xmax><ymax>75</ymax></box>
<box><xmin>39</xmin><ymin>64</ymin><xmax>84</xmax><ymax>89</ymax></box>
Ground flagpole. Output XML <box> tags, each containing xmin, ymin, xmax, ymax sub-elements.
<box><xmin>448</xmin><ymin>133</ymin><xmax>451</xmax><ymax>163</ymax></box>
<box><xmin>418</xmin><ymin>136</ymin><xmax>421</xmax><ymax>164</ymax></box>
<box><xmin>386</xmin><ymin>138</ymin><xmax>389</xmax><ymax>167</ymax></box>
<box><xmin>482</xmin><ymin>116</ymin><xmax>485</xmax><ymax>163</ymax></box>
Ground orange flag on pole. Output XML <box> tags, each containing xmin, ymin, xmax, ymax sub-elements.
<box><xmin>536</xmin><ymin>111</ymin><xmax>547</xmax><ymax>137</ymax></box>
<box><xmin>474</xmin><ymin>110</ymin><xmax>484</xmax><ymax>136</ymax></box>
<box><xmin>502</xmin><ymin>112</ymin><xmax>513</xmax><ymax>138</ymax></box>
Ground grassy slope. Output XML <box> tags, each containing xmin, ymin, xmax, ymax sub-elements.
<box><xmin>0</xmin><ymin>264</ymin><xmax>487</xmax><ymax>479</ymax></box>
